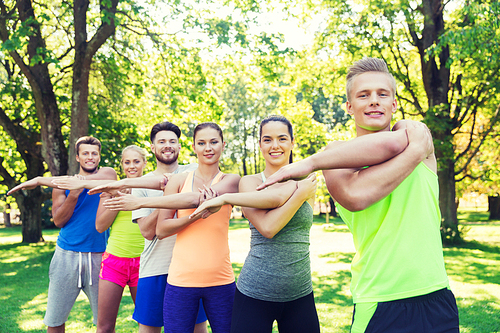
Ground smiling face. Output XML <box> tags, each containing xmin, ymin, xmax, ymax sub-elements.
<box><xmin>122</xmin><ymin>149</ymin><xmax>146</xmax><ymax>179</ymax></box>
<box><xmin>346</xmin><ymin>71</ymin><xmax>397</xmax><ymax>136</ymax></box>
<box><xmin>192</xmin><ymin>127</ymin><xmax>225</xmax><ymax>166</ymax></box>
<box><xmin>76</xmin><ymin>144</ymin><xmax>101</xmax><ymax>174</ymax></box>
<box><xmin>151</xmin><ymin>130</ymin><xmax>181</xmax><ymax>166</ymax></box>
<box><xmin>259</xmin><ymin>121</ymin><xmax>294</xmax><ymax>168</ymax></box>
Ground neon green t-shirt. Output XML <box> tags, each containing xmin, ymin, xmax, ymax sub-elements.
<box><xmin>106</xmin><ymin>210</ymin><xmax>144</xmax><ymax>258</ymax></box>
<box><xmin>336</xmin><ymin>162</ymin><xmax>449</xmax><ymax>303</ymax></box>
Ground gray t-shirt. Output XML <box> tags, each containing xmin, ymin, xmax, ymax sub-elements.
<box><xmin>132</xmin><ymin>164</ymin><xmax>198</xmax><ymax>278</ymax></box>
<box><xmin>237</xmin><ymin>202</ymin><xmax>314</xmax><ymax>302</ymax></box>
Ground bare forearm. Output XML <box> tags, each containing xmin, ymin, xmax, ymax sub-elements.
<box><xmin>122</xmin><ymin>176</ymin><xmax>165</xmax><ymax>190</ymax></box>
<box><xmin>219</xmin><ymin>187</ymin><xmax>292</xmax><ymax>209</ymax></box>
<box><xmin>137</xmin><ymin>192</ymin><xmax>201</xmax><ymax>210</ymax></box>
<box><xmin>326</xmin><ymin>143</ymin><xmax>424</xmax><ymax>211</ymax></box>
<box><xmin>95</xmin><ymin>207</ymin><xmax>118</xmax><ymax>233</ymax></box>
<box><xmin>52</xmin><ymin>193</ymin><xmax>80</xmax><ymax>227</ymax></box>
<box><xmin>311</xmin><ymin>130</ymin><xmax>408</xmax><ymax>171</ymax></box>
<box><xmin>137</xmin><ymin>210</ymin><xmax>160</xmax><ymax>240</ymax></box>
<box><xmin>156</xmin><ymin>215</ymin><xmax>201</xmax><ymax>239</ymax></box>
<box><xmin>247</xmin><ymin>190</ymin><xmax>308</xmax><ymax>239</ymax></box>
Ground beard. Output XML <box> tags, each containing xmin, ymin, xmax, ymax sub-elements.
<box><xmin>155</xmin><ymin>149</ymin><xmax>179</xmax><ymax>165</ymax></box>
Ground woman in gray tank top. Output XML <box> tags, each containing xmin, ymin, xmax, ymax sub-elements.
<box><xmin>190</xmin><ymin>115</ymin><xmax>320</xmax><ymax>333</ymax></box>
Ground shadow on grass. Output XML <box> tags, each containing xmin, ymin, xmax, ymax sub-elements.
<box><xmin>0</xmin><ymin>241</ymin><xmax>56</xmax><ymax>332</ymax></box>
<box><xmin>319</xmin><ymin>252</ymin><xmax>354</xmax><ymax>264</ymax></box>
<box><xmin>313</xmin><ymin>269</ymin><xmax>352</xmax><ymax>307</ymax></box>
<box><xmin>458</xmin><ymin>297</ymin><xmax>500</xmax><ymax>333</ymax></box>
<box><xmin>444</xmin><ymin>241</ymin><xmax>500</xmax><ymax>285</ymax></box>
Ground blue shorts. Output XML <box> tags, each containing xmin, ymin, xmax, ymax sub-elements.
<box><xmin>353</xmin><ymin>288</ymin><xmax>459</xmax><ymax>333</ymax></box>
<box><xmin>133</xmin><ymin>275</ymin><xmax>207</xmax><ymax>327</ymax></box>
<box><xmin>164</xmin><ymin>282</ymin><xmax>236</xmax><ymax>333</ymax></box>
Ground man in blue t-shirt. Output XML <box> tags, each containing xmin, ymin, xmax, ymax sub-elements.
<box><xmin>45</xmin><ymin>136</ymin><xmax>116</xmax><ymax>333</ymax></box>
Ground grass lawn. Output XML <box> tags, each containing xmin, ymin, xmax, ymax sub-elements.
<box><xmin>0</xmin><ymin>210</ymin><xmax>499</xmax><ymax>332</ymax></box>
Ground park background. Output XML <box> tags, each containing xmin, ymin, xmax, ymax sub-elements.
<box><xmin>0</xmin><ymin>0</ymin><xmax>499</xmax><ymax>332</ymax></box>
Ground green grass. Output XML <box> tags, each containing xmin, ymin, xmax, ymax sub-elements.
<box><xmin>1</xmin><ymin>210</ymin><xmax>499</xmax><ymax>332</ymax></box>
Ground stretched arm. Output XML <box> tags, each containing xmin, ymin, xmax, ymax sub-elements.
<box><xmin>53</xmin><ymin>178</ymin><xmax>116</xmax><ymax>191</ymax></box>
<box><xmin>8</xmin><ymin>176</ymin><xmax>74</xmax><ymax>195</ymax></box>
<box><xmin>88</xmin><ymin>175</ymin><xmax>168</xmax><ymax>195</ymax></box>
<box><xmin>257</xmin><ymin>126</ymin><xmax>410</xmax><ymax>190</ymax></box>
<box><xmin>189</xmin><ymin>178</ymin><xmax>296</xmax><ymax>220</ymax></box>
<box><xmin>243</xmin><ymin>173</ymin><xmax>317</xmax><ymax>238</ymax></box>
<box><xmin>324</xmin><ymin>121</ymin><xmax>435</xmax><ymax>211</ymax></box>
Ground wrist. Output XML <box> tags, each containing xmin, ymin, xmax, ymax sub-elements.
<box><xmin>219</xmin><ymin>193</ymin><xmax>229</xmax><ymax>205</ymax></box>
<box><xmin>307</xmin><ymin>155</ymin><xmax>318</xmax><ymax>172</ymax></box>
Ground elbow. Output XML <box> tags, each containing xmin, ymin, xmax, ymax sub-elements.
<box><xmin>156</xmin><ymin>227</ymin><xmax>172</xmax><ymax>240</ymax></box>
<box><xmin>96</xmin><ymin>226</ymin><xmax>106</xmax><ymax>234</ymax></box>
<box><xmin>141</xmin><ymin>229</ymin><xmax>155</xmax><ymax>241</ymax></box>
<box><xmin>261</xmin><ymin>231</ymin><xmax>276</xmax><ymax>239</ymax></box>
<box><xmin>53</xmin><ymin>218</ymin><xmax>65</xmax><ymax>228</ymax></box>
<box><xmin>258</xmin><ymin>225</ymin><xmax>278</xmax><ymax>239</ymax></box>
<box><xmin>380</xmin><ymin>139</ymin><xmax>406</xmax><ymax>158</ymax></box>
<box><xmin>335</xmin><ymin>192</ymin><xmax>371</xmax><ymax>212</ymax></box>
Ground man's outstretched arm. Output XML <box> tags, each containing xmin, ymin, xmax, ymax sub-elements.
<box><xmin>257</xmin><ymin>125</ymin><xmax>411</xmax><ymax>190</ymax></box>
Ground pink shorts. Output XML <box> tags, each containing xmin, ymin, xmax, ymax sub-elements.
<box><xmin>100</xmin><ymin>252</ymin><xmax>140</xmax><ymax>288</ymax></box>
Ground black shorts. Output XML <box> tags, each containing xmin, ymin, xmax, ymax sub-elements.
<box><xmin>231</xmin><ymin>287</ymin><xmax>320</xmax><ymax>333</ymax></box>
<box><xmin>359</xmin><ymin>288</ymin><xmax>459</xmax><ymax>333</ymax></box>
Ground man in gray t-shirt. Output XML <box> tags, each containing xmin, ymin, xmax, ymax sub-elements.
<box><xmin>130</xmin><ymin>122</ymin><xmax>205</xmax><ymax>333</ymax></box>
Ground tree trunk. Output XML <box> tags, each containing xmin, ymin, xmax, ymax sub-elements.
<box><xmin>489</xmin><ymin>196</ymin><xmax>500</xmax><ymax>220</ymax></box>
<box><xmin>13</xmin><ymin>189</ymin><xmax>45</xmax><ymax>243</ymax></box>
<box><xmin>3</xmin><ymin>203</ymin><xmax>11</xmax><ymax>227</ymax></box>
<box><xmin>415</xmin><ymin>0</ymin><xmax>460</xmax><ymax>244</ymax></box>
<box><xmin>68</xmin><ymin>0</ymin><xmax>119</xmax><ymax>174</ymax></box>
<box><xmin>15</xmin><ymin>0</ymin><xmax>68</xmax><ymax>177</ymax></box>
<box><xmin>437</xmin><ymin>158</ymin><xmax>460</xmax><ymax>243</ymax></box>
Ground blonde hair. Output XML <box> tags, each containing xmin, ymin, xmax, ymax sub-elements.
<box><xmin>121</xmin><ymin>145</ymin><xmax>147</xmax><ymax>164</ymax></box>
<box><xmin>346</xmin><ymin>58</ymin><xmax>396</xmax><ymax>101</ymax></box>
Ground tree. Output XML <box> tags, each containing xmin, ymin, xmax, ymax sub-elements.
<box><xmin>0</xmin><ymin>0</ymin><xmax>140</xmax><ymax>242</ymax></box>
<box><xmin>310</xmin><ymin>0</ymin><xmax>500</xmax><ymax>243</ymax></box>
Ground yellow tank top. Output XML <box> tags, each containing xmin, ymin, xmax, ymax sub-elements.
<box><xmin>336</xmin><ymin>162</ymin><xmax>449</xmax><ymax>303</ymax></box>
<box><xmin>167</xmin><ymin>171</ymin><xmax>234</xmax><ymax>287</ymax></box>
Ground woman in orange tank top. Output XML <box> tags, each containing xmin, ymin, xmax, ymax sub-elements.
<box><xmin>104</xmin><ymin>122</ymin><xmax>240</xmax><ymax>333</ymax></box>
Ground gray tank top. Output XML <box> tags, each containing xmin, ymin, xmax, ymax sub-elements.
<box><xmin>236</xmin><ymin>173</ymin><xmax>313</xmax><ymax>302</ymax></box>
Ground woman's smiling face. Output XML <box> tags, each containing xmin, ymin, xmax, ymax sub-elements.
<box><xmin>259</xmin><ymin>121</ymin><xmax>294</xmax><ymax>167</ymax></box>
<box><xmin>192</xmin><ymin>127</ymin><xmax>225</xmax><ymax>165</ymax></box>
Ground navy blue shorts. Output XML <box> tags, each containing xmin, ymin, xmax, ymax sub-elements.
<box><xmin>164</xmin><ymin>282</ymin><xmax>236</xmax><ymax>333</ymax></box>
<box><xmin>133</xmin><ymin>275</ymin><xmax>207</xmax><ymax>327</ymax></box>
<box><xmin>357</xmin><ymin>288</ymin><xmax>459</xmax><ymax>333</ymax></box>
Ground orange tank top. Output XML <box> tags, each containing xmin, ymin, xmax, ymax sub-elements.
<box><xmin>167</xmin><ymin>171</ymin><xmax>234</xmax><ymax>287</ymax></box>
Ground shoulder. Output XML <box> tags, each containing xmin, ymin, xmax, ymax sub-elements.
<box><xmin>239</xmin><ymin>174</ymin><xmax>262</xmax><ymax>192</ymax></box>
<box><xmin>324</xmin><ymin>140</ymin><xmax>346</xmax><ymax>150</ymax></box>
<box><xmin>169</xmin><ymin>172</ymin><xmax>189</xmax><ymax>185</ymax></box>
<box><xmin>52</xmin><ymin>188</ymin><xmax>67</xmax><ymax>199</ymax></box>
<box><xmin>220</xmin><ymin>173</ymin><xmax>241</xmax><ymax>182</ymax></box>
<box><xmin>177</xmin><ymin>163</ymin><xmax>198</xmax><ymax>173</ymax></box>
<box><xmin>96</xmin><ymin>167</ymin><xmax>117</xmax><ymax>179</ymax></box>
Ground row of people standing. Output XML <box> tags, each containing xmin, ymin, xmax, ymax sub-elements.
<box><xmin>8</xmin><ymin>57</ymin><xmax>459</xmax><ymax>333</ymax></box>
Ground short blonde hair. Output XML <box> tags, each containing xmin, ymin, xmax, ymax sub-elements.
<box><xmin>121</xmin><ymin>145</ymin><xmax>147</xmax><ymax>164</ymax></box>
<box><xmin>346</xmin><ymin>58</ymin><xmax>396</xmax><ymax>101</ymax></box>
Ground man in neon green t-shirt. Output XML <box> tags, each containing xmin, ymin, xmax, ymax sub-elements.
<box><xmin>259</xmin><ymin>58</ymin><xmax>459</xmax><ymax>332</ymax></box>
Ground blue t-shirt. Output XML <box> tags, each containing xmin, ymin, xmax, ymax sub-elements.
<box><xmin>56</xmin><ymin>189</ymin><xmax>106</xmax><ymax>252</ymax></box>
